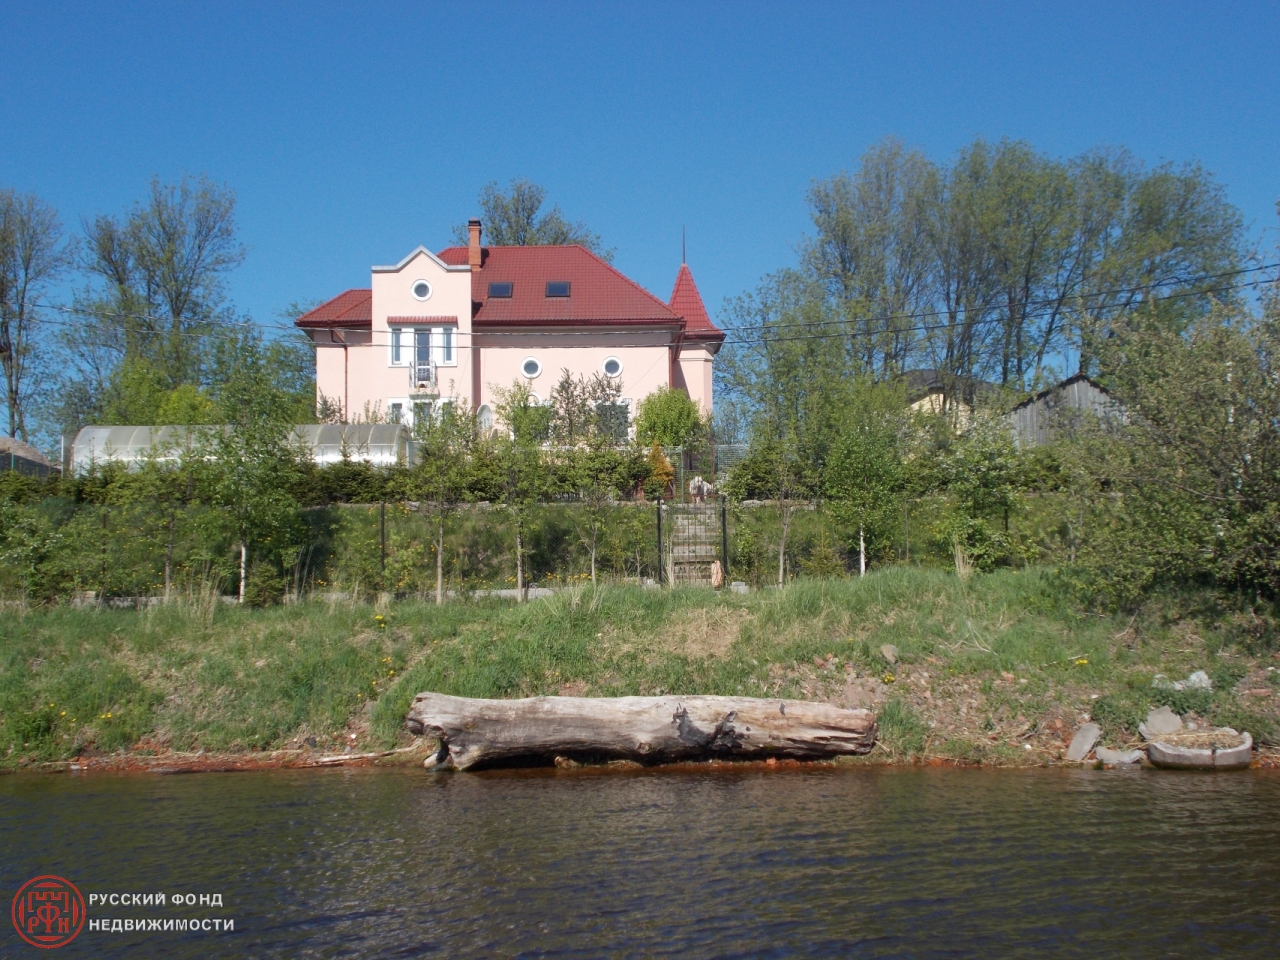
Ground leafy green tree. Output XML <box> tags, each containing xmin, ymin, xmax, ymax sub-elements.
<box><xmin>1061</xmin><ymin>302</ymin><xmax>1280</xmax><ymax>604</ymax></box>
<box><xmin>549</xmin><ymin>369</ymin><xmax>622</xmax><ymax>444</ymax></box>
<box><xmin>824</xmin><ymin>384</ymin><xmax>908</xmax><ymax>575</ymax></box>
<box><xmin>109</xmin><ymin>432</ymin><xmax>208</xmax><ymax>600</ymax></box>
<box><xmin>453</xmin><ymin>179</ymin><xmax>612</xmax><ymax>261</ymax></box>
<box><xmin>548</xmin><ymin>370</ymin><xmax>642</xmax><ymax>585</ymax></box>
<box><xmin>201</xmin><ymin>334</ymin><xmax>305</xmax><ymax>602</ymax></box>
<box><xmin>493</xmin><ymin>381</ymin><xmax>552</xmax><ymax>601</ymax></box>
<box><xmin>717</xmin><ymin>270</ymin><xmax>854</xmax><ymax>484</ymax></box>
<box><xmin>634</xmin><ymin>385</ymin><xmax>704</xmax><ymax>449</ymax></box>
<box><xmin>935</xmin><ymin>411</ymin><xmax>1028</xmax><ymax>574</ymax></box>
<box><xmin>399</xmin><ymin>402</ymin><xmax>478</xmax><ymax>604</ymax></box>
<box><xmin>721</xmin><ymin>428</ymin><xmax>809</xmax><ymax>585</ymax></box>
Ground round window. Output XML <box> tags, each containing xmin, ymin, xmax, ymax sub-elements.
<box><xmin>602</xmin><ymin>356</ymin><xmax>622</xmax><ymax>378</ymax></box>
<box><xmin>411</xmin><ymin>280</ymin><xmax>432</xmax><ymax>301</ymax></box>
<box><xmin>521</xmin><ymin>357</ymin><xmax>542</xmax><ymax>379</ymax></box>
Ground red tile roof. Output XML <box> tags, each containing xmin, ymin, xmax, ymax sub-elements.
<box><xmin>293</xmin><ymin>248</ymin><xmax>722</xmax><ymax>339</ymax></box>
<box><xmin>438</xmin><ymin>245</ymin><xmax>682</xmax><ymax>326</ymax></box>
<box><xmin>295</xmin><ymin>289</ymin><xmax>372</xmax><ymax>328</ymax></box>
<box><xmin>387</xmin><ymin>316</ymin><xmax>460</xmax><ymax>325</ymax></box>
<box><xmin>668</xmin><ymin>263</ymin><xmax>724</xmax><ymax>341</ymax></box>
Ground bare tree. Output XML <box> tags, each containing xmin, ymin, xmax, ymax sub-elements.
<box><xmin>0</xmin><ymin>189</ymin><xmax>71</xmax><ymax>441</ymax></box>
<box><xmin>77</xmin><ymin>175</ymin><xmax>246</xmax><ymax>394</ymax></box>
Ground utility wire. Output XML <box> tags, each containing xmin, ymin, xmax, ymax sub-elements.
<box><xmin>26</xmin><ymin>264</ymin><xmax>1278</xmax><ymax>352</ymax></box>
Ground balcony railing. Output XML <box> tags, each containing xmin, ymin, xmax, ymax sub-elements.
<box><xmin>414</xmin><ymin>360</ymin><xmax>436</xmax><ymax>388</ymax></box>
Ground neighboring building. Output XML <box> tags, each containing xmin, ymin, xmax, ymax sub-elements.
<box><xmin>902</xmin><ymin>369</ymin><xmax>996</xmax><ymax>423</ymax></box>
<box><xmin>1008</xmin><ymin>373</ymin><xmax>1123</xmax><ymax>447</ymax></box>
<box><xmin>0</xmin><ymin>436</ymin><xmax>57</xmax><ymax>478</ymax></box>
<box><xmin>295</xmin><ymin>221</ymin><xmax>724</xmax><ymax>429</ymax></box>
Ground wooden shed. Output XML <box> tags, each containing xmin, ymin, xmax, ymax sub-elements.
<box><xmin>0</xmin><ymin>436</ymin><xmax>57</xmax><ymax>478</ymax></box>
<box><xmin>1008</xmin><ymin>374</ymin><xmax>1123</xmax><ymax>447</ymax></box>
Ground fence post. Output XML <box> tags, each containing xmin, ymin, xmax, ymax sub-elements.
<box><xmin>380</xmin><ymin>502</ymin><xmax>387</xmax><ymax>576</ymax></box>
<box><xmin>656</xmin><ymin>497</ymin><xmax>664</xmax><ymax>586</ymax></box>
<box><xmin>720</xmin><ymin>497</ymin><xmax>729</xmax><ymax>578</ymax></box>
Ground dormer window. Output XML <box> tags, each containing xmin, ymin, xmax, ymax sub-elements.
<box><xmin>488</xmin><ymin>282</ymin><xmax>513</xmax><ymax>298</ymax></box>
<box><xmin>545</xmin><ymin>281</ymin><xmax>570</xmax><ymax>298</ymax></box>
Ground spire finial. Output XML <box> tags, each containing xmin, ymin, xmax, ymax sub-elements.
<box><xmin>682</xmin><ymin>226</ymin><xmax>686</xmax><ymax>265</ymax></box>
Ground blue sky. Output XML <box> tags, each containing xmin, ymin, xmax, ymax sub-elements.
<box><xmin>2</xmin><ymin>1</ymin><xmax>1277</xmax><ymax>330</ymax></box>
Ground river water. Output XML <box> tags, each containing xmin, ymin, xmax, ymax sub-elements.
<box><xmin>3</xmin><ymin>765</ymin><xmax>1278</xmax><ymax>957</ymax></box>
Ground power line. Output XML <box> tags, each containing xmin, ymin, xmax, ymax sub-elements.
<box><xmin>26</xmin><ymin>265</ymin><xmax>1277</xmax><ymax>353</ymax></box>
<box><xmin>31</xmin><ymin>262</ymin><xmax>1277</xmax><ymax>338</ymax></box>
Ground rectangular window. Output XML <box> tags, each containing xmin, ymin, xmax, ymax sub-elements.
<box><xmin>389</xmin><ymin>402</ymin><xmax>404</xmax><ymax>424</ymax></box>
<box><xmin>391</xmin><ymin>327</ymin><xmax>403</xmax><ymax>364</ymax></box>
<box><xmin>415</xmin><ymin>329</ymin><xmax>433</xmax><ymax>384</ymax></box>
<box><xmin>545</xmin><ymin>281</ymin><xmax>570</xmax><ymax>298</ymax></box>
<box><xmin>487</xmin><ymin>281</ymin><xmax>513</xmax><ymax>298</ymax></box>
<box><xmin>442</xmin><ymin>326</ymin><xmax>453</xmax><ymax>363</ymax></box>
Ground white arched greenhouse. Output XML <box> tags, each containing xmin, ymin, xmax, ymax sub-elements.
<box><xmin>67</xmin><ymin>424</ymin><xmax>416</xmax><ymax>475</ymax></box>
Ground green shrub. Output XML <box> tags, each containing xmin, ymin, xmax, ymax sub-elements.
<box><xmin>1150</xmin><ymin>686</ymin><xmax>1213</xmax><ymax>717</ymax></box>
<box><xmin>1090</xmin><ymin>692</ymin><xmax>1149</xmax><ymax>738</ymax></box>
<box><xmin>243</xmin><ymin>563</ymin><xmax>286</xmax><ymax>607</ymax></box>
<box><xmin>877</xmin><ymin>698</ymin><xmax>926</xmax><ymax>756</ymax></box>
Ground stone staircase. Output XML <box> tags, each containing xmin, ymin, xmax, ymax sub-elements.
<box><xmin>667</xmin><ymin>504</ymin><xmax>720</xmax><ymax>586</ymax></box>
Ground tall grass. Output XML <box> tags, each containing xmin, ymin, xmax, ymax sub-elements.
<box><xmin>2</xmin><ymin>566</ymin><xmax>1268</xmax><ymax>766</ymax></box>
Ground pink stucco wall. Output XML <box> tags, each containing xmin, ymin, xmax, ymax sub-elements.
<box><xmin>473</xmin><ymin>328</ymin><xmax>674</xmax><ymax>412</ymax></box>
<box><xmin>313</xmin><ymin>247</ymin><xmax>716</xmax><ymax>426</ymax></box>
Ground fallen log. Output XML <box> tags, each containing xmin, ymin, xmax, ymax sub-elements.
<box><xmin>405</xmin><ymin>692</ymin><xmax>877</xmax><ymax>771</ymax></box>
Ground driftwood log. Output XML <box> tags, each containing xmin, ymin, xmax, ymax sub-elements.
<box><xmin>405</xmin><ymin>692</ymin><xmax>877</xmax><ymax>771</ymax></box>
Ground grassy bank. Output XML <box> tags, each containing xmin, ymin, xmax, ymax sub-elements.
<box><xmin>2</xmin><ymin>567</ymin><xmax>1277</xmax><ymax>771</ymax></box>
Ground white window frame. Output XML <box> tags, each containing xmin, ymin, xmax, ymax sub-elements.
<box><xmin>437</xmin><ymin>326</ymin><xmax>456</xmax><ymax>366</ymax></box>
<box><xmin>387</xmin><ymin>397</ymin><xmax>411</xmax><ymax>425</ymax></box>
<box><xmin>389</xmin><ymin>325</ymin><xmax>457</xmax><ymax>368</ymax></box>
<box><xmin>602</xmin><ymin>355</ymin><xmax>623</xmax><ymax>378</ymax></box>
<box><xmin>521</xmin><ymin>356</ymin><xmax>542</xmax><ymax>379</ymax></box>
<box><xmin>411</xmin><ymin>279</ymin><xmax>433</xmax><ymax>301</ymax></box>
<box><xmin>622</xmin><ymin>398</ymin><xmax>635</xmax><ymax>439</ymax></box>
<box><xmin>389</xmin><ymin>326</ymin><xmax>408</xmax><ymax>366</ymax></box>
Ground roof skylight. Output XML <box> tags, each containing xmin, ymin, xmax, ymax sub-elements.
<box><xmin>488</xmin><ymin>282</ymin><xmax>513</xmax><ymax>298</ymax></box>
<box><xmin>545</xmin><ymin>281</ymin><xmax>571</xmax><ymax>298</ymax></box>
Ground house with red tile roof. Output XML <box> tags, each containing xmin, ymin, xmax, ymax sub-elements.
<box><xmin>295</xmin><ymin>220</ymin><xmax>723</xmax><ymax>429</ymax></box>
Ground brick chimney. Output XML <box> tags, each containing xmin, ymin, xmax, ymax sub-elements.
<box><xmin>468</xmin><ymin>218</ymin><xmax>482</xmax><ymax>271</ymax></box>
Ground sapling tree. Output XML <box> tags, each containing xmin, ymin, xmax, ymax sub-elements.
<box><xmin>206</xmin><ymin>331</ymin><xmax>303</xmax><ymax>602</ymax></box>
<box><xmin>825</xmin><ymin>397</ymin><xmax>907</xmax><ymax>576</ymax></box>
<box><xmin>113</xmin><ymin>431</ymin><xmax>207</xmax><ymax>601</ymax></box>
<box><xmin>493</xmin><ymin>381</ymin><xmax>552</xmax><ymax>601</ymax></box>
<box><xmin>401</xmin><ymin>401</ymin><xmax>477</xmax><ymax>604</ymax></box>
<box><xmin>935</xmin><ymin>411</ymin><xmax>1027</xmax><ymax>574</ymax></box>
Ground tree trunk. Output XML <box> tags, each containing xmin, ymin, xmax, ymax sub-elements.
<box><xmin>859</xmin><ymin>525</ymin><xmax>866</xmax><ymax>578</ymax></box>
<box><xmin>777</xmin><ymin>504</ymin><xmax>791</xmax><ymax>587</ymax></box>
<box><xmin>435</xmin><ymin>516</ymin><xmax>445</xmax><ymax>606</ymax></box>
<box><xmin>590</xmin><ymin>530</ymin><xmax>598</xmax><ymax>587</ymax></box>
<box><xmin>239</xmin><ymin>539</ymin><xmax>247</xmax><ymax>603</ymax></box>
<box><xmin>515</xmin><ymin>527</ymin><xmax>525</xmax><ymax>602</ymax></box>
<box><xmin>164</xmin><ymin>512</ymin><xmax>175</xmax><ymax>602</ymax></box>
<box><xmin>406</xmin><ymin>692</ymin><xmax>878</xmax><ymax>771</ymax></box>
